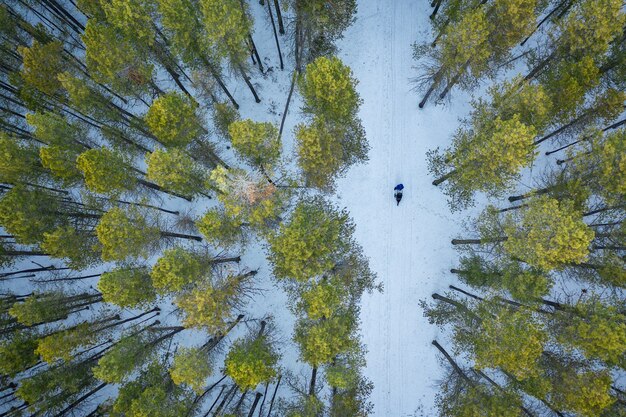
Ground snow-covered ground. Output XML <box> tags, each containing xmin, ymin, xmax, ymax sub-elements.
<box><xmin>334</xmin><ymin>1</ymin><xmax>476</xmax><ymax>415</ymax></box>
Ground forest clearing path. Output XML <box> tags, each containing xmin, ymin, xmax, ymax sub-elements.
<box><xmin>334</xmin><ymin>1</ymin><xmax>473</xmax><ymax>415</ymax></box>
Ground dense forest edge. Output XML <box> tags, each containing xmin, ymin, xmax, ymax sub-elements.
<box><xmin>419</xmin><ymin>0</ymin><xmax>626</xmax><ymax>416</ymax></box>
<box><xmin>0</xmin><ymin>0</ymin><xmax>376</xmax><ymax>416</ymax></box>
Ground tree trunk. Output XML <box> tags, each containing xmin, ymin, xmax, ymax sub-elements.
<box><xmin>438</xmin><ymin>59</ymin><xmax>470</xmax><ymax>100</ymax></box>
<box><xmin>137</xmin><ymin>179</ymin><xmax>192</xmax><ymax>201</ymax></box>
<box><xmin>508</xmin><ymin>186</ymin><xmax>552</xmax><ymax>202</ymax></box>
<box><xmin>265</xmin><ymin>375</ymin><xmax>281</xmax><ymax>417</ymax></box>
<box><xmin>0</xmin><ymin>265</ymin><xmax>69</xmax><ymax>278</ymax></box>
<box><xmin>432</xmin><ymin>293</ymin><xmax>481</xmax><ymax>321</ymax></box>
<box><xmin>432</xmin><ymin>169</ymin><xmax>456</xmax><ymax>186</ymax></box>
<box><xmin>257</xmin><ymin>383</ymin><xmax>269</xmax><ymax>417</ymax></box>
<box><xmin>278</xmin><ymin>71</ymin><xmax>298</xmax><ymax>141</ymax></box>
<box><xmin>238</xmin><ymin>65</ymin><xmax>261</xmax><ymax>103</ymax></box>
<box><xmin>200</xmin><ymin>56</ymin><xmax>239</xmax><ymax>109</ymax></box>
<box><xmin>523</xmin><ymin>51</ymin><xmax>556</xmax><ymax>82</ymax></box>
<box><xmin>249</xmin><ymin>35</ymin><xmax>264</xmax><ymax>73</ymax></box>
<box><xmin>204</xmin><ymin>385</ymin><xmax>226</xmax><ymax>417</ymax></box>
<box><xmin>545</xmin><ymin>117</ymin><xmax>626</xmax><ymax>156</ymax></box>
<box><xmin>0</xmin><ymin>250</ymin><xmax>48</xmax><ymax>257</ymax></box>
<box><xmin>473</xmin><ymin>369</ymin><xmax>536</xmax><ymax>417</ymax></box>
<box><xmin>430</xmin><ymin>0</ymin><xmax>443</xmax><ymax>19</ymax></box>
<box><xmin>160</xmin><ymin>231</ymin><xmax>203</xmax><ymax>241</ymax></box>
<box><xmin>54</xmin><ymin>383</ymin><xmax>107</xmax><ymax>417</ymax></box>
<box><xmin>431</xmin><ymin>340</ymin><xmax>472</xmax><ymax>383</ymax></box>
<box><xmin>419</xmin><ymin>66</ymin><xmax>445</xmax><ymax>108</ymax></box>
<box><xmin>498</xmin><ymin>203</ymin><xmax>528</xmax><ymax>213</ymax></box>
<box><xmin>213</xmin><ymin>384</ymin><xmax>238</xmax><ymax>416</ymax></box>
<box><xmin>451</xmin><ymin>237</ymin><xmax>507</xmax><ymax>245</ymax></box>
<box><xmin>33</xmin><ymin>273</ymin><xmax>101</xmax><ymax>283</ymax></box>
<box><xmin>308</xmin><ymin>366</ymin><xmax>318</xmax><ymax>396</ymax></box>
<box><xmin>520</xmin><ymin>0</ymin><xmax>569</xmax><ymax>46</ymax></box>
<box><xmin>267</xmin><ymin>1</ymin><xmax>284</xmax><ymax>70</ymax></box>
<box><xmin>247</xmin><ymin>393</ymin><xmax>263</xmax><ymax>417</ymax></box>
<box><xmin>273</xmin><ymin>0</ymin><xmax>285</xmax><ymax>34</ymax></box>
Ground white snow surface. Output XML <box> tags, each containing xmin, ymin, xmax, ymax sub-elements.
<box><xmin>333</xmin><ymin>1</ymin><xmax>476</xmax><ymax>415</ymax></box>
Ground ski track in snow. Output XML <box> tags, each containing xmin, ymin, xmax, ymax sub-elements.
<box><xmin>334</xmin><ymin>1</ymin><xmax>475</xmax><ymax>415</ymax></box>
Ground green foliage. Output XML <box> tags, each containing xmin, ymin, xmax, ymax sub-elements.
<box><xmin>8</xmin><ymin>292</ymin><xmax>70</xmax><ymax>326</ymax></box>
<box><xmin>196</xmin><ymin>207</ymin><xmax>243</xmax><ymax>248</ymax></box>
<box><xmin>200</xmin><ymin>0</ymin><xmax>251</xmax><ymax>63</ymax></box>
<box><xmin>40</xmin><ymin>226</ymin><xmax>100</xmax><ymax>269</ymax></box>
<box><xmin>592</xmin><ymin>129</ymin><xmax>626</xmax><ymax>203</ymax></box>
<box><xmin>469</xmin><ymin>307</ymin><xmax>546</xmax><ymax>380</ymax></box>
<box><xmin>224</xmin><ymin>335</ymin><xmax>279</xmax><ymax>390</ymax></box>
<box><xmin>502</xmin><ymin>197</ymin><xmax>594</xmax><ymax>271</ymax></box>
<box><xmin>146</xmin><ymin>148</ymin><xmax>207</xmax><ymax>196</ymax></box>
<box><xmin>100</xmin><ymin>0</ymin><xmax>157</xmax><ymax>46</ymax></box>
<box><xmin>0</xmin><ymin>332</ymin><xmax>39</xmax><ymax>377</ymax></box>
<box><xmin>293</xmin><ymin>0</ymin><xmax>357</xmax><ymax>60</ymax></box>
<box><xmin>176</xmin><ymin>273</ymin><xmax>248</xmax><ymax>332</ymax></box>
<box><xmin>300</xmin><ymin>56</ymin><xmax>360</xmax><ymax>122</ymax></box>
<box><xmin>18</xmin><ymin>40</ymin><xmax>64</xmax><ymax>95</ymax></box>
<box><xmin>170</xmin><ymin>346</ymin><xmax>213</xmax><ymax>393</ymax></box>
<box><xmin>26</xmin><ymin>111</ymin><xmax>86</xmax><ymax>147</ymax></box>
<box><xmin>295</xmin><ymin>314</ymin><xmax>356</xmax><ymax>367</ymax></box>
<box><xmin>150</xmin><ymin>247</ymin><xmax>204</xmax><ymax>293</ymax></box>
<box><xmin>440</xmin><ymin>8</ymin><xmax>491</xmax><ymax>79</ymax></box>
<box><xmin>439</xmin><ymin>385</ymin><xmax>523</xmax><ymax>417</ymax></box>
<box><xmin>0</xmin><ymin>133</ymin><xmax>40</xmax><ymax>183</ymax></box>
<box><xmin>39</xmin><ymin>146</ymin><xmax>82</xmax><ymax>185</ymax></box>
<box><xmin>83</xmin><ymin>20</ymin><xmax>153</xmax><ymax>96</ymax></box>
<box><xmin>228</xmin><ymin>119</ymin><xmax>280</xmax><ymax>168</ymax></box>
<box><xmin>0</xmin><ymin>185</ymin><xmax>59</xmax><ymax>244</ymax></box>
<box><xmin>35</xmin><ymin>322</ymin><xmax>96</xmax><ymax>363</ymax></box>
<box><xmin>269</xmin><ymin>198</ymin><xmax>352</xmax><ymax>281</ymax></box>
<box><xmin>93</xmin><ymin>333</ymin><xmax>151</xmax><ymax>383</ymax></box>
<box><xmin>297</xmin><ymin>279</ymin><xmax>345</xmax><ymax>320</ymax></box>
<box><xmin>296</xmin><ymin>56</ymin><xmax>367</xmax><ymax>189</ymax></box>
<box><xmin>549</xmin><ymin>368</ymin><xmax>614</xmax><ymax>416</ymax></box>
<box><xmin>557</xmin><ymin>300</ymin><xmax>626</xmax><ymax>365</ymax></box>
<box><xmin>96</xmin><ymin>207</ymin><xmax>161</xmax><ymax>261</ymax></box>
<box><xmin>432</xmin><ymin>114</ymin><xmax>538</xmax><ymax>210</ymax></box>
<box><xmin>76</xmin><ymin>147</ymin><xmax>136</xmax><ymax>194</ymax></box>
<box><xmin>295</xmin><ymin>118</ymin><xmax>343</xmax><ymax>189</ymax></box>
<box><xmin>144</xmin><ymin>92</ymin><xmax>204</xmax><ymax>146</ymax></box>
<box><xmin>98</xmin><ymin>267</ymin><xmax>157</xmax><ymax>308</ymax></box>
<box><xmin>212</xmin><ymin>101</ymin><xmax>240</xmax><ymax>138</ymax></box>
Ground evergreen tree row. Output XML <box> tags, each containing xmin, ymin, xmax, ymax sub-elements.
<box><xmin>421</xmin><ymin>1</ymin><xmax>626</xmax><ymax>416</ymax></box>
<box><xmin>0</xmin><ymin>1</ymin><xmax>375</xmax><ymax>416</ymax></box>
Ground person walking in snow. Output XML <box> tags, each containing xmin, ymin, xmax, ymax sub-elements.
<box><xmin>394</xmin><ymin>183</ymin><xmax>404</xmax><ymax>206</ymax></box>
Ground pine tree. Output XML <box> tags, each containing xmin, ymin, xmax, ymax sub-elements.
<box><xmin>98</xmin><ymin>267</ymin><xmax>157</xmax><ymax>308</ymax></box>
<box><xmin>501</xmin><ymin>197</ymin><xmax>594</xmax><ymax>270</ymax></box>
<box><xmin>76</xmin><ymin>147</ymin><xmax>136</xmax><ymax>195</ymax></box>
<box><xmin>144</xmin><ymin>92</ymin><xmax>205</xmax><ymax>147</ymax></box>
<box><xmin>225</xmin><ymin>333</ymin><xmax>279</xmax><ymax>390</ymax></box>
<box><xmin>40</xmin><ymin>225</ymin><xmax>101</xmax><ymax>269</ymax></box>
<box><xmin>176</xmin><ymin>271</ymin><xmax>253</xmax><ymax>332</ymax></box>
<box><xmin>0</xmin><ymin>331</ymin><xmax>39</xmax><ymax>377</ymax></box>
<box><xmin>429</xmin><ymin>114</ymin><xmax>538</xmax><ymax>210</ymax></box>
<box><xmin>83</xmin><ymin>20</ymin><xmax>155</xmax><ymax>97</ymax></box>
<box><xmin>150</xmin><ymin>247</ymin><xmax>206</xmax><ymax>294</ymax></box>
<box><xmin>229</xmin><ymin>119</ymin><xmax>281</xmax><ymax>169</ymax></box>
<box><xmin>95</xmin><ymin>206</ymin><xmax>161</xmax><ymax>261</ymax></box>
<box><xmin>146</xmin><ymin>148</ymin><xmax>208</xmax><ymax>197</ymax></box>
<box><xmin>268</xmin><ymin>198</ymin><xmax>353</xmax><ymax>281</ymax></box>
<box><xmin>196</xmin><ymin>207</ymin><xmax>244</xmax><ymax>248</ymax></box>
<box><xmin>170</xmin><ymin>346</ymin><xmax>214</xmax><ymax>393</ymax></box>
